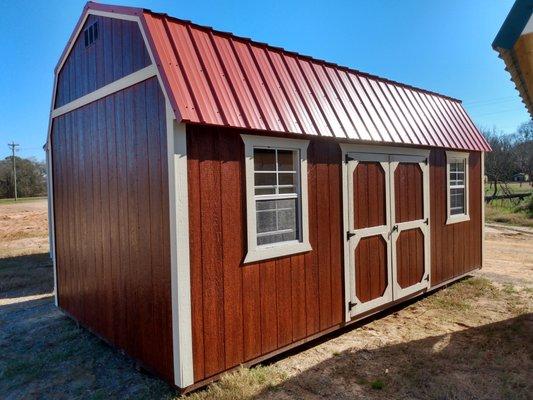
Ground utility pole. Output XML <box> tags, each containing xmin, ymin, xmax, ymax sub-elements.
<box><xmin>8</xmin><ymin>142</ymin><xmax>19</xmax><ymax>201</ymax></box>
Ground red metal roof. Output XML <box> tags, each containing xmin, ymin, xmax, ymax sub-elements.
<box><xmin>71</xmin><ymin>3</ymin><xmax>491</xmax><ymax>151</ymax></box>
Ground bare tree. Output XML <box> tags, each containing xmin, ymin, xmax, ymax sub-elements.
<box><xmin>482</xmin><ymin>127</ymin><xmax>516</xmax><ymax>197</ymax></box>
<box><xmin>515</xmin><ymin>121</ymin><xmax>533</xmax><ymax>187</ymax></box>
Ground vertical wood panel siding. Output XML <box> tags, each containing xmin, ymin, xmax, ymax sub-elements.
<box><xmin>188</xmin><ymin>128</ymin><xmax>482</xmax><ymax>383</ymax></box>
<box><xmin>51</xmin><ymin>77</ymin><xmax>173</xmax><ymax>381</ymax></box>
<box><xmin>429</xmin><ymin>149</ymin><xmax>482</xmax><ymax>284</ymax></box>
<box><xmin>187</xmin><ymin>126</ymin><xmax>344</xmax><ymax>382</ymax></box>
<box><xmin>55</xmin><ymin>15</ymin><xmax>151</xmax><ymax>108</ymax></box>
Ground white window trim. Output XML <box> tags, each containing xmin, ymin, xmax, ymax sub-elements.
<box><xmin>446</xmin><ymin>151</ymin><xmax>470</xmax><ymax>225</ymax></box>
<box><xmin>242</xmin><ymin>134</ymin><xmax>311</xmax><ymax>263</ymax></box>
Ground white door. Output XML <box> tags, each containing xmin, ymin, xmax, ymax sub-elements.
<box><xmin>346</xmin><ymin>151</ymin><xmax>430</xmax><ymax>318</ymax></box>
<box><xmin>346</xmin><ymin>153</ymin><xmax>393</xmax><ymax>315</ymax></box>
<box><xmin>389</xmin><ymin>155</ymin><xmax>431</xmax><ymax>300</ymax></box>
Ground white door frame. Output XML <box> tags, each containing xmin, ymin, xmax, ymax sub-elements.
<box><xmin>346</xmin><ymin>153</ymin><xmax>393</xmax><ymax>317</ymax></box>
<box><xmin>340</xmin><ymin>144</ymin><xmax>431</xmax><ymax>322</ymax></box>
<box><xmin>389</xmin><ymin>154</ymin><xmax>431</xmax><ymax>300</ymax></box>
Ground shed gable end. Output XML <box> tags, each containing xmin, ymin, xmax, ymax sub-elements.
<box><xmin>55</xmin><ymin>14</ymin><xmax>151</xmax><ymax>108</ymax></box>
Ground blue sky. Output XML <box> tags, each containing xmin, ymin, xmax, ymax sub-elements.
<box><xmin>0</xmin><ymin>0</ymin><xmax>529</xmax><ymax>161</ymax></box>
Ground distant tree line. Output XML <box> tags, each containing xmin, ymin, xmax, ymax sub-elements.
<box><xmin>483</xmin><ymin>120</ymin><xmax>533</xmax><ymax>191</ymax></box>
<box><xmin>0</xmin><ymin>156</ymin><xmax>47</xmax><ymax>199</ymax></box>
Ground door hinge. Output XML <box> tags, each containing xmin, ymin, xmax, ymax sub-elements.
<box><xmin>424</xmin><ymin>218</ymin><xmax>429</xmax><ymax>225</ymax></box>
<box><xmin>346</xmin><ymin>231</ymin><xmax>356</xmax><ymax>241</ymax></box>
<box><xmin>424</xmin><ymin>274</ymin><xmax>430</xmax><ymax>282</ymax></box>
<box><xmin>424</xmin><ymin>157</ymin><xmax>429</xmax><ymax>165</ymax></box>
<box><xmin>348</xmin><ymin>301</ymin><xmax>357</xmax><ymax>310</ymax></box>
<box><xmin>345</xmin><ymin>154</ymin><xmax>354</xmax><ymax>163</ymax></box>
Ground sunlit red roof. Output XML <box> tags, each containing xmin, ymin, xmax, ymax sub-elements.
<box><xmin>68</xmin><ymin>2</ymin><xmax>491</xmax><ymax>151</ymax></box>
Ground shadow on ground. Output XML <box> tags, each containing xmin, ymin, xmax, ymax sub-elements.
<box><xmin>256</xmin><ymin>313</ymin><xmax>533</xmax><ymax>400</ymax></box>
<box><xmin>0</xmin><ymin>253</ymin><xmax>53</xmax><ymax>299</ymax></box>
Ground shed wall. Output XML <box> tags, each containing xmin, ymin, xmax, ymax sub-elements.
<box><xmin>187</xmin><ymin>125</ymin><xmax>344</xmax><ymax>382</ymax></box>
<box><xmin>187</xmin><ymin>125</ymin><xmax>482</xmax><ymax>383</ymax></box>
<box><xmin>51</xmin><ymin>76</ymin><xmax>173</xmax><ymax>381</ymax></box>
<box><xmin>430</xmin><ymin>150</ymin><xmax>482</xmax><ymax>284</ymax></box>
<box><xmin>55</xmin><ymin>14</ymin><xmax>151</xmax><ymax>108</ymax></box>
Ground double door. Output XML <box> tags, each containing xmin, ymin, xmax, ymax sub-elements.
<box><xmin>346</xmin><ymin>151</ymin><xmax>430</xmax><ymax>317</ymax></box>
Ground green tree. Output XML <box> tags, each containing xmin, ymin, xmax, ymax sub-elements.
<box><xmin>0</xmin><ymin>156</ymin><xmax>47</xmax><ymax>199</ymax></box>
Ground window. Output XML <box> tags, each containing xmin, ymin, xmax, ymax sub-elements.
<box><xmin>84</xmin><ymin>22</ymin><xmax>99</xmax><ymax>48</ymax></box>
<box><xmin>446</xmin><ymin>151</ymin><xmax>469</xmax><ymax>224</ymax></box>
<box><xmin>242</xmin><ymin>135</ymin><xmax>311</xmax><ymax>263</ymax></box>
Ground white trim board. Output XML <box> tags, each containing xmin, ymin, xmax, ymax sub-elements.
<box><xmin>45</xmin><ymin>141</ymin><xmax>58</xmax><ymax>307</ymax></box>
<box><xmin>167</xmin><ymin>115</ymin><xmax>194</xmax><ymax>387</ymax></box>
<box><xmin>51</xmin><ymin>65</ymin><xmax>157</xmax><ymax>118</ymax></box>
<box><xmin>481</xmin><ymin>152</ymin><xmax>485</xmax><ymax>268</ymax></box>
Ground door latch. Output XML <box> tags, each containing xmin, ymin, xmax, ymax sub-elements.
<box><xmin>392</xmin><ymin>225</ymin><xmax>398</xmax><ymax>232</ymax></box>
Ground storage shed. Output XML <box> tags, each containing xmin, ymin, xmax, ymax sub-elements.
<box><xmin>46</xmin><ymin>2</ymin><xmax>491</xmax><ymax>391</ymax></box>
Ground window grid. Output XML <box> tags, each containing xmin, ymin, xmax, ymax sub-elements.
<box><xmin>253</xmin><ymin>148</ymin><xmax>301</xmax><ymax>246</ymax></box>
<box><xmin>449</xmin><ymin>159</ymin><xmax>466</xmax><ymax>215</ymax></box>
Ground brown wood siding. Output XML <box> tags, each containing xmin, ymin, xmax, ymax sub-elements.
<box><xmin>187</xmin><ymin>126</ymin><xmax>344</xmax><ymax>382</ymax></box>
<box><xmin>429</xmin><ymin>149</ymin><xmax>482</xmax><ymax>285</ymax></box>
<box><xmin>355</xmin><ymin>236</ymin><xmax>388</xmax><ymax>302</ymax></box>
<box><xmin>55</xmin><ymin>15</ymin><xmax>151</xmax><ymax>108</ymax></box>
<box><xmin>353</xmin><ymin>162</ymin><xmax>386</xmax><ymax>229</ymax></box>
<box><xmin>51</xmin><ymin>77</ymin><xmax>173</xmax><ymax>382</ymax></box>
<box><xmin>396</xmin><ymin>229</ymin><xmax>425</xmax><ymax>288</ymax></box>
<box><xmin>394</xmin><ymin>163</ymin><xmax>424</xmax><ymax>223</ymax></box>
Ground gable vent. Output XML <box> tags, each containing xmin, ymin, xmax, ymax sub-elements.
<box><xmin>84</xmin><ymin>22</ymin><xmax>98</xmax><ymax>48</ymax></box>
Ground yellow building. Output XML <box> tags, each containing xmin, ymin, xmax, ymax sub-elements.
<box><xmin>493</xmin><ymin>0</ymin><xmax>533</xmax><ymax>117</ymax></box>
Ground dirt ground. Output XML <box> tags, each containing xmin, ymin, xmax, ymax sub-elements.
<box><xmin>0</xmin><ymin>199</ymin><xmax>532</xmax><ymax>399</ymax></box>
<box><xmin>0</xmin><ymin>198</ymin><xmax>49</xmax><ymax>258</ymax></box>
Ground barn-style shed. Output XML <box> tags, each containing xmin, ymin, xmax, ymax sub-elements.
<box><xmin>46</xmin><ymin>1</ymin><xmax>490</xmax><ymax>391</ymax></box>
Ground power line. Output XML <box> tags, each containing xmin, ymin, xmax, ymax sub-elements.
<box><xmin>8</xmin><ymin>142</ymin><xmax>20</xmax><ymax>201</ymax></box>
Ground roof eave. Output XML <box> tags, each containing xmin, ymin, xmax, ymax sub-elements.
<box><xmin>495</xmin><ymin>46</ymin><xmax>533</xmax><ymax>118</ymax></box>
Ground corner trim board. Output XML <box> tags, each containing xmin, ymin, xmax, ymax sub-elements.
<box><xmin>167</xmin><ymin>115</ymin><xmax>194</xmax><ymax>388</ymax></box>
<box><xmin>51</xmin><ymin>65</ymin><xmax>157</xmax><ymax>118</ymax></box>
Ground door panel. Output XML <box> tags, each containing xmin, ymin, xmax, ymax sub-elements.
<box><xmin>347</xmin><ymin>153</ymin><xmax>393</xmax><ymax>316</ymax></box>
<box><xmin>395</xmin><ymin>228</ymin><xmax>425</xmax><ymax>289</ymax></box>
<box><xmin>390</xmin><ymin>155</ymin><xmax>430</xmax><ymax>299</ymax></box>
<box><xmin>355</xmin><ymin>235</ymin><xmax>388</xmax><ymax>302</ymax></box>
<box><xmin>353</xmin><ymin>162</ymin><xmax>387</xmax><ymax>229</ymax></box>
<box><xmin>394</xmin><ymin>163</ymin><xmax>424</xmax><ymax>223</ymax></box>
<box><xmin>346</xmin><ymin>151</ymin><xmax>430</xmax><ymax>318</ymax></box>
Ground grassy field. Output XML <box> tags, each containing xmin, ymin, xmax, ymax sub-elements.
<box><xmin>0</xmin><ymin>196</ymin><xmax>47</xmax><ymax>205</ymax></box>
<box><xmin>485</xmin><ymin>182</ymin><xmax>533</xmax><ymax>227</ymax></box>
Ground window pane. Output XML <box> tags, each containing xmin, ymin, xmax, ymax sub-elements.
<box><xmin>450</xmin><ymin>188</ymin><xmax>465</xmax><ymax>215</ymax></box>
<box><xmin>278</xmin><ymin>150</ymin><xmax>296</xmax><ymax>171</ymax></box>
<box><xmin>256</xmin><ymin>199</ymin><xmax>298</xmax><ymax>245</ymax></box>
<box><xmin>255</xmin><ymin>187</ymin><xmax>275</xmax><ymax>195</ymax></box>
<box><xmin>256</xmin><ymin>209</ymin><xmax>276</xmax><ymax>234</ymax></box>
<box><xmin>254</xmin><ymin>148</ymin><xmax>275</xmax><ymax>171</ymax></box>
<box><xmin>279</xmin><ymin>186</ymin><xmax>295</xmax><ymax>194</ymax></box>
<box><xmin>279</xmin><ymin>173</ymin><xmax>295</xmax><ymax>186</ymax></box>
<box><xmin>255</xmin><ymin>172</ymin><xmax>276</xmax><ymax>186</ymax></box>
